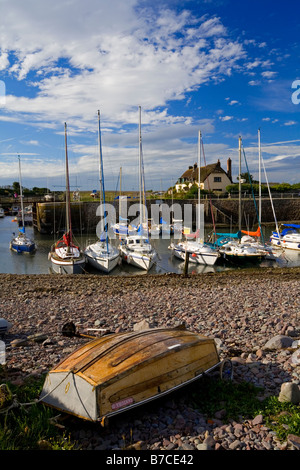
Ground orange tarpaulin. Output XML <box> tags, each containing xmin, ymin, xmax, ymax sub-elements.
<box><xmin>241</xmin><ymin>226</ymin><xmax>261</xmax><ymax>237</ymax></box>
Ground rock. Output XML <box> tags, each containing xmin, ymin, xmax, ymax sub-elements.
<box><xmin>290</xmin><ymin>348</ymin><xmax>300</xmax><ymax>365</ymax></box>
<box><xmin>263</xmin><ymin>335</ymin><xmax>294</xmax><ymax>351</ymax></box>
<box><xmin>287</xmin><ymin>434</ymin><xmax>300</xmax><ymax>450</ymax></box>
<box><xmin>278</xmin><ymin>382</ymin><xmax>300</xmax><ymax>404</ymax></box>
<box><xmin>252</xmin><ymin>414</ymin><xmax>264</xmax><ymax>426</ymax></box>
<box><xmin>133</xmin><ymin>320</ymin><xmax>150</xmax><ymax>331</ymax></box>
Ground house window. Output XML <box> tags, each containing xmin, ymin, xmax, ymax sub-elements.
<box><xmin>214</xmin><ymin>176</ymin><xmax>221</xmax><ymax>182</ymax></box>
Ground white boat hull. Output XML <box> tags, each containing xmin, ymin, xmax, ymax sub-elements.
<box><xmin>85</xmin><ymin>243</ymin><xmax>120</xmax><ymax>273</ymax></box>
<box><xmin>170</xmin><ymin>241</ymin><xmax>219</xmax><ymax>266</ymax></box>
<box><xmin>120</xmin><ymin>247</ymin><xmax>156</xmax><ymax>271</ymax></box>
<box><xmin>270</xmin><ymin>234</ymin><xmax>300</xmax><ymax>251</ymax></box>
<box><xmin>50</xmin><ymin>255</ymin><xmax>86</xmax><ymax>274</ymax></box>
<box><xmin>218</xmin><ymin>241</ymin><xmax>267</xmax><ymax>263</ymax></box>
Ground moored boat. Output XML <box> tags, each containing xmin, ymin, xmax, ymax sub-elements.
<box><xmin>84</xmin><ymin>111</ymin><xmax>120</xmax><ymax>273</ymax></box>
<box><xmin>48</xmin><ymin>123</ymin><xmax>85</xmax><ymax>274</ymax></box>
<box><xmin>10</xmin><ymin>156</ymin><xmax>35</xmax><ymax>254</ymax></box>
<box><xmin>119</xmin><ymin>106</ymin><xmax>157</xmax><ymax>270</ymax></box>
<box><xmin>270</xmin><ymin>224</ymin><xmax>300</xmax><ymax>251</ymax></box>
<box><xmin>40</xmin><ymin>324</ymin><xmax>228</xmax><ymax>423</ymax></box>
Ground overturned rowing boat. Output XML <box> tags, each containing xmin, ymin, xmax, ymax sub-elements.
<box><xmin>40</xmin><ymin>324</ymin><xmax>231</xmax><ymax>424</ymax></box>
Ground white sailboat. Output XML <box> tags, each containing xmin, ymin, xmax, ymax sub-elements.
<box><xmin>119</xmin><ymin>106</ymin><xmax>157</xmax><ymax>271</ymax></box>
<box><xmin>48</xmin><ymin>123</ymin><xmax>86</xmax><ymax>274</ymax></box>
<box><xmin>10</xmin><ymin>156</ymin><xmax>35</xmax><ymax>254</ymax></box>
<box><xmin>217</xmin><ymin>136</ymin><xmax>267</xmax><ymax>263</ymax></box>
<box><xmin>169</xmin><ymin>131</ymin><xmax>219</xmax><ymax>266</ymax></box>
<box><xmin>240</xmin><ymin>130</ymin><xmax>283</xmax><ymax>259</ymax></box>
<box><xmin>84</xmin><ymin>111</ymin><xmax>120</xmax><ymax>273</ymax></box>
<box><xmin>270</xmin><ymin>224</ymin><xmax>300</xmax><ymax>251</ymax></box>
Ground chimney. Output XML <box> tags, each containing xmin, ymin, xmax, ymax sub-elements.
<box><xmin>227</xmin><ymin>158</ymin><xmax>232</xmax><ymax>181</ymax></box>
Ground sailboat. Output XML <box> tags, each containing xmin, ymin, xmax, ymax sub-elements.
<box><xmin>169</xmin><ymin>131</ymin><xmax>219</xmax><ymax>266</ymax></box>
<box><xmin>111</xmin><ymin>167</ymin><xmax>138</xmax><ymax>237</ymax></box>
<box><xmin>216</xmin><ymin>136</ymin><xmax>267</xmax><ymax>263</ymax></box>
<box><xmin>84</xmin><ymin>111</ymin><xmax>120</xmax><ymax>273</ymax></box>
<box><xmin>48</xmin><ymin>123</ymin><xmax>86</xmax><ymax>274</ymax></box>
<box><xmin>119</xmin><ymin>106</ymin><xmax>157</xmax><ymax>271</ymax></box>
<box><xmin>10</xmin><ymin>156</ymin><xmax>35</xmax><ymax>254</ymax></box>
<box><xmin>270</xmin><ymin>224</ymin><xmax>300</xmax><ymax>251</ymax></box>
<box><xmin>240</xmin><ymin>130</ymin><xmax>283</xmax><ymax>260</ymax></box>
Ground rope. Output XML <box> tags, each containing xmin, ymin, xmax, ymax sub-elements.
<box><xmin>0</xmin><ymin>370</ymin><xmax>73</xmax><ymax>415</ymax></box>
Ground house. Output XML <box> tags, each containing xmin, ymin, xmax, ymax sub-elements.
<box><xmin>175</xmin><ymin>158</ymin><xmax>232</xmax><ymax>194</ymax></box>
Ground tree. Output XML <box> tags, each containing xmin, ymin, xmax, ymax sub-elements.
<box><xmin>12</xmin><ymin>181</ymin><xmax>20</xmax><ymax>193</ymax></box>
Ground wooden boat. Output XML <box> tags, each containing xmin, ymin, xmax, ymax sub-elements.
<box><xmin>40</xmin><ymin>324</ymin><xmax>229</xmax><ymax>424</ymax></box>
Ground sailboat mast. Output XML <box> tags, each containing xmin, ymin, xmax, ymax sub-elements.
<box><xmin>64</xmin><ymin>123</ymin><xmax>71</xmax><ymax>250</ymax></box>
<box><xmin>238</xmin><ymin>136</ymin><xmax>242</xmax><ymax>233</ymax></box>
<box><xmin>197</xmin><ymin>130</ymin><xmax>201</xmax><ymax>242</ymax></box>
<box><xmin>138</xmin><ymin>106</ymin><xmax>142</xmax><ymax>227</ymax></box>
<box><xmin>18</xmin><ymin>156</ymin><xmax>25</xmax><ymax>229</ymax></box>
<box><xmin>98</xmin><ymin>109</ymin><xmax>109</xmax><ymax>251</ymax></box>
<box><xmin>258</xmin><ymin>128</ymin><xmax>261</xmax><ymax>227</ymax></box>
<box><xmin>98</xmin><ymin>110</ymin><xmax>103</xmax><ymax>207</ymax></box>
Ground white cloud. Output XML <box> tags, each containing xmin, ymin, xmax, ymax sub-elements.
<box><xmin>1</xmin><ymin>1</ymin><xmax>246</xmax><ymax>133</ymax></box>
<box><xmin>284</xmin><ymin>121</ymin><xmax>297</xmax><ymax>126</ymax></box>
<box><xmin>248</xmin><ymin>80</ymin><xmax>260</xmax><ymax>86</ymax></box>
<box><xmin>219</xmin><ymin>115</ymin><xmax>233</xmax><ymax>121</ymax></box>
<box><xmin>261</xmin><ymin>71</ymin><xmax>277</xmax><ymax>79</ymax></box>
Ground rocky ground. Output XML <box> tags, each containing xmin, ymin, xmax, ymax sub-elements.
<box><xmin>0</xmin><ymin>267</ymin><xmax>300</xmax><ymax>451</ymax></box>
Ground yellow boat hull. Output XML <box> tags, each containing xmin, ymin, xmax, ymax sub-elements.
<box><xmin>40</xmin><ymin>327</ymin><xmax>221</xmax><ymax>423</ymax></box>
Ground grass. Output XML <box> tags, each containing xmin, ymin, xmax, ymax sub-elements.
<box><xmin>0</xmin><ymin>369</ymin><xmax>299</xmax><ymax>450</ymax></box>
<box><xmin>0</xmin><ymin>371</ymin><xmax>79</xmax><ymax>450</ymax></box>
<box><xmin>190</xmin><ymin>376</ymin><xmax>300</xmax><ymax>442</ymax></box>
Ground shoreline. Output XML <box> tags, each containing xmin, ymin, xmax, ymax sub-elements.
<box><xmin>1</xmin><ymin>266</ymin><xmax>300</xmax><ymax>450</ymax></box>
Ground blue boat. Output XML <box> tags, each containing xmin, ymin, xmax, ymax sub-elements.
<box><xmin>10</xmin><ymin>226</ymin><xmax>35</xmax><ymax>253</ymax></box>
<box><xmin>270</xmin><ymin>224</ymin><xmax>300</xmax><ymax>251</ymax></box>
<box><xmin>10</xmin><ymin>157</ymin><xmax>35</xmax><ymax>254</ymax></box>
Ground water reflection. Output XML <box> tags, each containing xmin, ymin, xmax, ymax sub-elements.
<box><xmin>0</xmin><ymin>215</ymin><xmax>299</xmax><ymax>276</ymax></box>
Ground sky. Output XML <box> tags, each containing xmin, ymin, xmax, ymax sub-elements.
<box><xmin>0</xmin><ymin>0</ymin><xmax>300</xmax><ymax>192</ymax></box>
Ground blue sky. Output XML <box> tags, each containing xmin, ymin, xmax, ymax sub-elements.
<box><xmin>0</xmin><ymin>0</ymin><xmax>300</xmax><ymax>192</ymax></box>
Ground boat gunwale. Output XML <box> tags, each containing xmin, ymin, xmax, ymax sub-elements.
<box><xmin>49</xmin><ymin>328</ymin><xmax>218</xmax><ymax>387</ymax></box>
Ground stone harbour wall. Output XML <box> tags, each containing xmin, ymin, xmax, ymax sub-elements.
<box><xmin>33</xmin><ymin>197</ymin><xmax>300</xmax><ymax>233</ymax></box>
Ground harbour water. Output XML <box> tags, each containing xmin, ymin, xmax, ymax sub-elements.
<box><xmin>1</xmin><ymin>215</ymin><xmax>299</xmax><ymax>276</ymax></box>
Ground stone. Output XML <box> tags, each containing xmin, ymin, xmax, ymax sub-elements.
<box><xmin>252</xmin><ymin>414</ymin><xmax>264</xmax><ymax>426</ymax></box>
<box><xmin>287</xmin><ymin>434</ymin><xmax>300</xmax><ymax>450</ymax></box>
<box><xmin>263</xmin><ymin>335</ymin><xmax>294</xmax><ymax>351</ymax></box>
<box><xmin>133</xmin><ymin>320</ymin><xmax>150</xmax><ymax>331</ymax></box>
<box><xmin>278</xmin><ymin>382</ymin><xmax>300</xmax><ymax>404</ymax></box>
<box><xmin>291</xmin><ymin>348</ymin><xmax>300</xmax><ymax>365</ymax></box>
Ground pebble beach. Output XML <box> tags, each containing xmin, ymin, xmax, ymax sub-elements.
<box><xmin>1</xmin><ymin>267</ymin><xmax>300</xmax><ymax>451</ymax></box>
